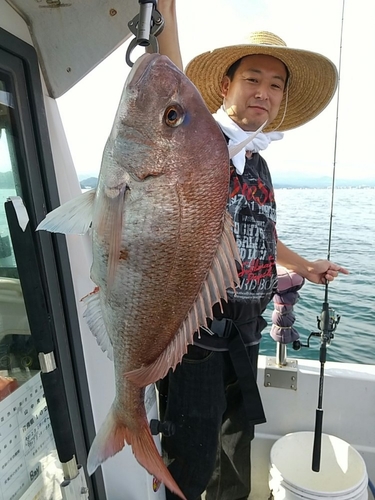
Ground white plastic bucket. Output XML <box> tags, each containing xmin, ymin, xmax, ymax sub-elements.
<box><xmin>269</xmin><ymin>432</ymin><xmax>368</xmax><ymax>500</ymax></box>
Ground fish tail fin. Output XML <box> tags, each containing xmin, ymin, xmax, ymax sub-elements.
<box><xmin>87</xmin><ymin>407</ymin><xmax>126</xmax><ymax>476</ymax></box>
<box><xmin>125</xmin><ymin>422</ymin><xmax>187</xmax><ymax>500</ymax></box>
<box><xmin>87</xmin><ymin>407</ymin><xmax>186</xmax><ymax>500</ymax></box>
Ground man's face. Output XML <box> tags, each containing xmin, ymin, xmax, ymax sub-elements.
<box><xmin>221</xmin><ymin>54</ymin><xmax>287</xmax><ymax>131</ymax></box>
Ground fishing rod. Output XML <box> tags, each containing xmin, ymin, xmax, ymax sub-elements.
<box><xmin>311</xmin><ymin>0</ymin><xmax>346</xmax><ymax>473</ymax></box>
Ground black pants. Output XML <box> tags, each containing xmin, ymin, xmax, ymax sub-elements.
<box><xmin>158</xmin><ymin>341</ymin><xmax>261</xmax><ymax>500</ymax></box>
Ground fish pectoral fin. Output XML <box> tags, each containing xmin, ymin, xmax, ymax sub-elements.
<box><xmin>81</xmin><ymin>287</ymin><xmax>114</xmax><ymax>360</ymax></box>
<box><xmin>95</xmin><ymin>186</ymin><xmax>127</xmax><ymax>291</ymax></box>
<box><xmin>37</xmin><ymin>189</ymin><xmax>96</xmax><ymax>234</ymax></box>
<box><xmin>87</xmin><ymin>405</ymin><xmax>186</xmax><ymax>499</ymax></box>
<box><xmin>126</xmin><ymin>211</ymin><xmax>241</xmax><ymax>387</ymax></box>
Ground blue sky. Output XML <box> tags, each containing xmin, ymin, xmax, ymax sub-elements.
<box><xmin>55</xmin><ymin>0</ymin><xmax>374</xmax><ymax>181</ymax></box>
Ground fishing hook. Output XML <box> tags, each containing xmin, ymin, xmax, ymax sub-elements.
<box><xmin>126</xmin><ymin>0</ymin><xmax>164</xmax><ymax>67</ymax></box>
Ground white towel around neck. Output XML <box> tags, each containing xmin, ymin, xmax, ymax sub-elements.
<box><xmin>212</xmin><ymin>106</ymin><xmax>284</xmax><ymax>174</ymax></box>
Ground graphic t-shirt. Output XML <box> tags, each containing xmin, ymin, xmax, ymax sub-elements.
<box><xmin>195</xmin><ymin>152</ymin><xmax>278</xmax><ymax>349</ymax></box>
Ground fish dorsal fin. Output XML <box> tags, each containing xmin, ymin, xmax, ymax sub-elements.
<box><xmin>125</xmin><ymin>211</ymin><xmax>241</xmax><ymax>387</ymax></box>
<box><xmin>36</xmin><ymin>189</ymin><xmax>96</xmax><ymax>234</ymax></box>
<box><xmin>81</xmin><ymin>287</ymin><xmax>114</xmax><ymax>360</ymax></box>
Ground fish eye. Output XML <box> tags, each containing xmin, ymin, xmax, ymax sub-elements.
<box><xmin>164</xmin><ymin>105</ymin><xmax>185</xmax><ymax>127</ymax></box>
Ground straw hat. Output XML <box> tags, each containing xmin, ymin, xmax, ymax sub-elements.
<box><xmin>185</xmin><ymin>31</ymin><xmax>338</xmax><ymax>132</ymax></box>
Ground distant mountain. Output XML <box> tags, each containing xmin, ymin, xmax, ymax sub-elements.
<box><xmin>80</xmin><ymin>177</ymin><xmax>98</xmax><ymax>189</ymax></box>
<box><xmin>3</xmin><ymin>169</ymin><xmax>373</xmax><ymax>191</ymax></box>
<box><xmin>78</xmin><ymin>174</ymin><xmax>375</xmax><ymax>190</ymax></box>
<box><xmin>273</xmin><ymin>174</ymin><xmax>375</xmax><ymax>189</ymax></box>
<box><xmin>77</xmin><ymin>173</ymin><xmax>99</xmax><ymax>181</ymax></box>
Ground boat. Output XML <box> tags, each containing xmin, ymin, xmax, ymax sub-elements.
<box><xmin>0</xmin><ymin>1</ymin><xmax>374</xmax><ymax>499</ymax></box>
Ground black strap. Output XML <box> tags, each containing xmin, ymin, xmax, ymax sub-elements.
<box><xmin>227</xmin><ymin>325</ymin><xmax>266</xmax><ymax>425</ymax></box>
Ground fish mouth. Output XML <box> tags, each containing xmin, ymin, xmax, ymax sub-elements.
<box><xmin>125</xmin><ymin>52</ymin><xmax>171</xmax><ymax>90</ymax></box>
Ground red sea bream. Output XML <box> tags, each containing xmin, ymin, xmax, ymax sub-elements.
<box><xmin>37</xmin><ymin>53</ymin><xmax>240</xmax><ymax>499</ymax></box>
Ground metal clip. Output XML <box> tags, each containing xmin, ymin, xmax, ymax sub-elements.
<box><xmin>126</xmin><ymin>0</ymin><xmax>165</xmax><ymax>67</ymax></box>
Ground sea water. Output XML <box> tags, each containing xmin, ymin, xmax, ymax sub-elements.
<box><xmin>1</xmin><ymin>187</ymin><xmax>374</xmax><ymax>365</ymax></box>
<box><xmin>261</xmin><ymin>187</ymin><xmax>375</xmax><ymax>365</ymax></box>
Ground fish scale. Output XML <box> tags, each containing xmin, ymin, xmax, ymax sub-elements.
<box><xmin>37</xmin><ymin>52</ymin><xmax>241</xmax><ymax>499</ymax></box>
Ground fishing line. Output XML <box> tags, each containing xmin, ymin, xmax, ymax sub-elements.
<box><xmin>326</xmin><ymin>0</ymin><xmax>345</xmax><ymax>264</ymax></box>
<box><xmin>311</xmin><ymin>0</ymin><xmax>346</xmax><ymax>473</ymax></box>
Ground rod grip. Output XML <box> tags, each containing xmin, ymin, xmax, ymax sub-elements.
<box><xmin>41</xmin><ymin>369</ymin><xmax>76</xmax><ymax>464</ymax></box>
<box><xmin>312</xmin><ymin>408</ymin><xmax>324</xmax><ymax>472</ymax></box>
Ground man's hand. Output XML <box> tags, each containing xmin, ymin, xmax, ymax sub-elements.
<box><xmin>305</xmin><ymin>259</ymin><xmax>349</xmax><ymax>285</ymax></box>
<box><xmin>276</xmin><ymin>241</ymin><xmax>349</xmax><ymax>285</ymax></box>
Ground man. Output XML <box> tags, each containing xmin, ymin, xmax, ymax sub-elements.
<box><xmin>154</xmin><ymin>2</ymin><xmax>349</xmax><ymax>499</ymax></box>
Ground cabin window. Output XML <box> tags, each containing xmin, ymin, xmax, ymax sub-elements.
<box><xmin>0</xmin><ymin>72</ymin><xmax>39</xmax><ymax>395</ymax></box>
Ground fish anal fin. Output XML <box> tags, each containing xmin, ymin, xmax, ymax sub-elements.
<box><xmin>87</xmin><ymin>406</ymin><xmax>186</xmax><ymax>500</ymax></box>
<box><xmin>81</xmin><ymin>287</ymin><xmax>114</xmax><ymax>360</ymax></box>
<box><xmin>126</xmin><ymin>211</ymin><xmax>240</xmax><ymax>387</ymax></box>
